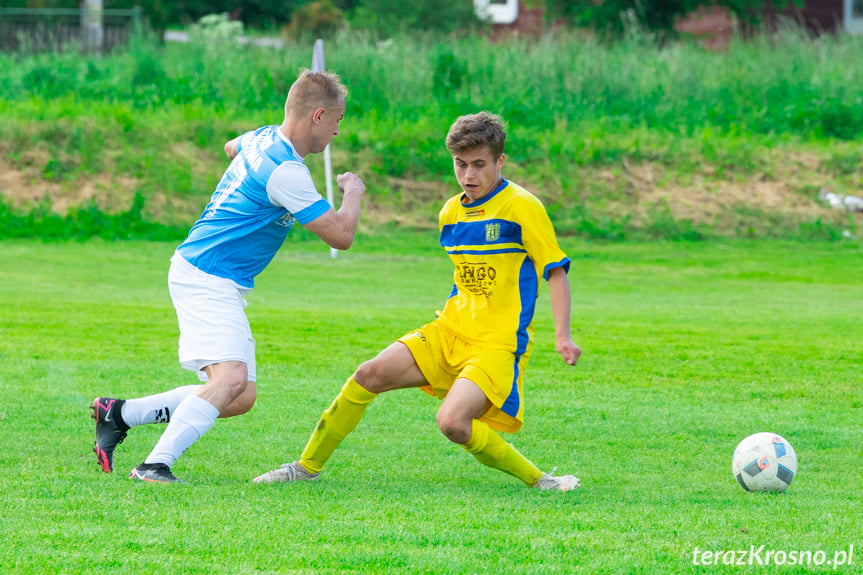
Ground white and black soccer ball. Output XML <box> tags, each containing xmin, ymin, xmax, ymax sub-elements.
<box><xmin>732</xmin><ymin>432</ymin><xmax>797</xmax><ymax>493</ymax></box>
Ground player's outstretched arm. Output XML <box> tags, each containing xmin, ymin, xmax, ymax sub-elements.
<box><xmin>303</xmin><ymin>172</ymin><xmax>365</xmax><ymax>250</ymax></box>
<box><xmin>547</xmin><ymin>266</ymin><xmax>581</xmax><ymax>366</ymax></box>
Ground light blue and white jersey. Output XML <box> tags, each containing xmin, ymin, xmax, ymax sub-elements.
<box><xmin>176</xmin><ymin>125</ymin><xmax>331</xmax><ymax>288</ymax></box>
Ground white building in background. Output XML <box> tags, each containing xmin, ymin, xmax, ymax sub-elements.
<box><xmin>845</xmin><ymin>0</ymin><xmax>863</xmax><ymax>33</ymax></box>
<box><xmin>473</xmin><ymin>0</ymin><xmax>519</xmax><ymax>25</ymax></box>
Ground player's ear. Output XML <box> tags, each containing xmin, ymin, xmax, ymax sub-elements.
<box><xmin>497</xmin><ymin>153</ymin><xmax>506</xmax><ymax>169</ymax></box>
<box><xmin>312</xmin><ymin>107</ymin><xmax>326</xmax><ymax>123</ymax></box>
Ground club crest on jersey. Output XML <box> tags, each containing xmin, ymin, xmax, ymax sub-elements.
<box><xmin>485</xmin><ymin>223</ymin><xmax>500</xmax><ymax>242</ymax></box>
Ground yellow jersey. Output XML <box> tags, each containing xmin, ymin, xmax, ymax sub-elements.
<box><xmin>436</xmin><ymin>179</ymin><xmax>570</xmax><ymax>357</ymax></box>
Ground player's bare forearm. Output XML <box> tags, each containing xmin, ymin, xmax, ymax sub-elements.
<box><xmin>333</xmin><ymin>188</ymin><xmax>362</xmax><ymax>248</ymax></box>
<box><xmin>334</xmin><ymin>172</ymin><xmax>364</xmax><ymax>244</ymax></box>
<box><xmin>303</xmin><ymin>172</ymin><xmax>365</xmax><ymax>250</ymax></box>
<box><xmin>547</xmin><ymin>266</ymin><xmax>581</xmax><ymax>366</ymax></box>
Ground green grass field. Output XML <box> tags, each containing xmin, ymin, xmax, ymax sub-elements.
<box><xmin>0</xmin><ymin>235</ymin><xmax>861</xmax><ymax>574</ymax></box>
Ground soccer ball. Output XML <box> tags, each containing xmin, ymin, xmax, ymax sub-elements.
<box><xmin>732</xmin><ymin>432</ymin><xmax>797</xmax><ymax>493</ymax></box>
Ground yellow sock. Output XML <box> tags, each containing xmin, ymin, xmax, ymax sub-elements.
<box><xmin>462</xmin><ymin>419</ymin><xmax>543</xmax><ymax>486</ymax></box>
<box><xmin>299</xmin><ymin>377</ymin><xmax>377</xmax><ymax>473</ymax></box>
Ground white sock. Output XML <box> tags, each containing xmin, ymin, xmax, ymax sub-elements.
<box><xmin>144</xmin><ymin>394</ymin><xmax>220</xmax><ymax>468</ymax></box>
<box><xmin>121</xmin><ymin>385</ymin><xmax>201</xmax><ymax>427</ymax></box>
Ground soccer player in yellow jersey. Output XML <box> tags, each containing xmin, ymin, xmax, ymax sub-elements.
<box><xmin>254</xmin><ymin>111</ymin><xmax>582</xmax><ymax>491</ymax></box>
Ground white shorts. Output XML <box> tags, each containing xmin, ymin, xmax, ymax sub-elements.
<box><xmin>168</xmin><ymin>252</ymin><xmax>256</xmax><ymax>382</ymax></box>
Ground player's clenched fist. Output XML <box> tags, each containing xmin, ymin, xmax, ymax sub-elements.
<box><xmin>337</xmin><ymin>172</ymin><xmax>365</xmax><ymax>195</ymax></box>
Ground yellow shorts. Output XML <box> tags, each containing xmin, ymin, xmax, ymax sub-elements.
<box><xmin>398</xmin><ymin>318</ymin><xmax>531</xmax><ymax>433</ymax></box>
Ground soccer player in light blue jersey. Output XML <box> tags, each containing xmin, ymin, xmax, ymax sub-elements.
<box><xmin>90</xmin><ymin>70</ymin><xmax>365</xmax><ymax>484</ymax></box>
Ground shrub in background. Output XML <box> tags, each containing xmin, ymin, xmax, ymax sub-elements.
<box><xmin>188</xmin><ymin>12</ymin><xmax>244</xmax><ymax>43</ymax></box>
<box><xmin>286</xmin><ymin>0</ymin><xmax>344</xmax><ymax>39</ymax></box>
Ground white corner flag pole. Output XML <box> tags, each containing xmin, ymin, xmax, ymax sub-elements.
<box><xmin>312</xmin><ymin>39</ymin><xmax>338</xmax><ymax>259</ymax></box>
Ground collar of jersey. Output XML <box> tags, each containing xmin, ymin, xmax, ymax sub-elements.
<box><xmin>460</xmin><ymin>178</ymin><xmax>508</xmax><ymax>208</ymax></box>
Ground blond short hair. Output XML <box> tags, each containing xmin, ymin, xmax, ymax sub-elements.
<box><xmin>284</xmin><ymin>69</ymin><xmax>347</xmax><ymax>119</ymax></box>
<box><xmin>445</xmin><ymin>111</ymin><xmax>506</xmax><ymax>158</ymax></box>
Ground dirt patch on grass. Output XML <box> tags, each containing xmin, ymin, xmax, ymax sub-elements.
<box><xmin>640</xmin><ymin>176</ymin><xmax>818</xmax><ymax>220</ymax></box>
<box><xmin>1</xmin><ymin>154</ymin><xmax>859</xmax><ymax>234</ymax></box>
<box><xmin>600</xmin><ymin>159</ymin><xmax>860</xmax><ymax>227</ymax></box>
<box><xmin>0</xmin><ymin>158</ymin><xmax>41</xmax><ymax>204</ymax></box>
<box><xmin>363</xmin><ymin>177</ymin><xmax>452</xmax><ymax>229</ymax></box>
<box><xmin>0</xmin><ymin>156</ymin><xmax>142</xmax><ymax>214</ymax></box>
<box><xmin>0</xmin><ymin>152</ymin><xmax>210</xmax><ymax>225</ymax></box>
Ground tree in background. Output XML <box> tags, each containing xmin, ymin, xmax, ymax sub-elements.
<box><xmin>547</xmin><ymin>0</ymin><xmax>801</xmax><ymax>38</ymax></box>
<box><xmin>288</xmin><ymin>0</ymin><xmax>344</xmax><ymax>38</ymax></box>
<box><xmin>101</xmin><ymin>0</ymin><xmax>294</xmax><ymax>33</ymax></box>
<box><xmin>350</xmin><ymin>0</ymin><xmax>482</xmax><ymax>36</ymax></box>
<box><xmin>105</xmin><ymin>0</ymin><xmax>168</xmax><ymax>38</ymax></box>
<box><xmin>95</xmin><ymin>0</ymin><xmax>478</xmax><ymax>37</ymax></box>
<box><xmin>9</xmin><ymin>0</ymin><xmax>805</xmax><ymax>39</ymax></box>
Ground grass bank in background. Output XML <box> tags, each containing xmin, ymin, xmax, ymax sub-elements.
<box><xmin>0</xmin><ymin>29</ymin><xmax>862</xmax><ymax>239</ymax></box>
<box><xmin>0</xmin><ymin>237</ymin><xmax>860</xmax><ymax>573</ymax></box>
<box><xmin>3</xmin><ymin>28</ymin><xmax>862</xmax><ymax>142</ymax></box>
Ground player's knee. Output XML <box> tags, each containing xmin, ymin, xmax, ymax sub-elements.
<box><xmin>218</xmin><ymin>381</ymin><xmax>256</xmax><ymax>418</ymax></box>
<box><xmin>235</xmin><ymin>385</ymin><xmax>257</xmax><ymax>414</ymax></box>
<box><xmin>209</xmin><ymin>371</ymin><xmax>249</xmax><ymax>408</ymax></box>
<box><xmin>207</xmin><ymin>362</ymin><xmax>249</xmax><ymax>394</ymax></box>
<box><xmin>436</xmin><ymin>410</ymin><xmax>471</xmax><ymax>444</ymax></box>
<box><xmin>225</xmin><ymin>375</ymin><xmax>249</xmax><ymax>398</ymax></box>
<box><xmin>353</xmin><ymin>359</ymin><xmax>387</xmax><ymax>393</ymax></box>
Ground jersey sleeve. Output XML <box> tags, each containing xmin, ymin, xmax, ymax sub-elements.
<box><xmin>266</xmin><ymin>161</ymin><xmax>332</xmax><ymax>225</ymax></box>
<box><xmin>234</xmin><ymin>133</ymin><xmax>246</xmax><ymax>154</ymax></box>
<box><xmin>520</xmin><ymin>195</ymin><xmax>570</xmax><ymax>279</ymax></box>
